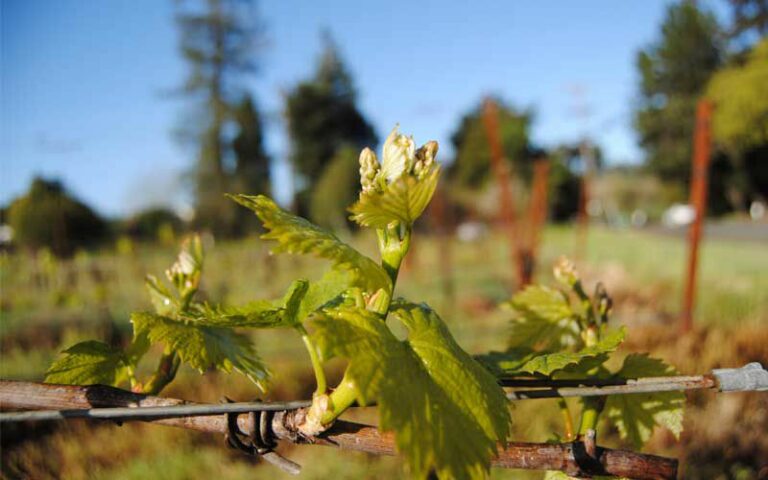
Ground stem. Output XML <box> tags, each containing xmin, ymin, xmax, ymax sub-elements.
<box><xmin>378</xmin><ymin>224</ymin><xmax>411</xmax><ymax>289</ymax></box>
<box><xmin>321</xmin><ymin>370</ymin><xmax>359</xmax><ymax>425</ymax></box>
<box><xmin>300</xmin><ymin>330</ymin><xmax>327</xmax><ymax>396</ymax></box>
<box><xmin>557</xmin><ymin>398</ymin><xmax>575</xmax><ymax>441</ymax></box>
<box><xmin>142</xmin><ymin>350</ymin><xmax>180</xmax><ymax>395</ymax></box>
<box><xmin>577</xmin><ymin>397</ymin><xmax>606</xmax><ymax>436</ymax></box>
<box><xmin>576</xmin><ymin>323</ymin><xmax>604</xmax><ymax>437</ymax></box>
<box><xmin>314</xmin><ymin>223</ymin><xmax>413</xmax><ymax>427</ymax></box>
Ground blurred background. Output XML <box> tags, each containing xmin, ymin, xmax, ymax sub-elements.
<box><xmin>1</xmin><ymin>1</ymin><xmax>767</xmax><ymax>479</ymax></box>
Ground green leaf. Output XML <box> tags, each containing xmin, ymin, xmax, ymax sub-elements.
<box><xmin>514</xmin><ymin>327</ymin><xmax>626</xmax><ymax>376</ymax></box>
<box><xmin>506</xmin><ymin>285</ymin><xmax>580</xmax><ymax>351</ymax></box>
<box><xmin>313</xmin><ymin>303</ymin><xmax>510</xmax><ymax>480</ymax></box>
<box><xmin>191</xmin><ymin>301</ymin><xmax>286</xmax><ymax>328</ymax></box>
<box><xmin>349</xmin><ymin>166</ymin><xmax>440</xmax><ymax>228</ymax></box>
<box><xmin>132</xmin><ymin>312</ymin><xmax>269</xmax><ymax>390</ymax></box>
<box><xmin>604</xmin><ymin>354</ymin><xmax>685</xmax><ymax>449</ymax></box>
<box><xmin>508</xmin><ymin>316</ymin><xmax>580</xmax><ymax>351</ymax></box>
<box><xmin>297</xmin><ymin>270</ymin><xmax>350</xmax><ymax>322</ymax></box>
<box><xmin>145</xmin><ymin>274</ymin><xmax>176</xmax><ymax>316</ymax></box>
<box><xmin>509</xmin><ymin>285</ymin><xmax>573</xmax><ymax>323</ymax></box>
<box><xmin>45</xmin><ymin>341</ymin><xmax>131</xmax><ymax>387</ymax></box>
<box><xmin>478</xmin><ymin>328</ymin><xmax>625</xmax><ymax>377</ymax></box>
<box><xmin>229</xmin><ymin>194</ymin><xmax>390</xmax><ymax>293</ymax></box>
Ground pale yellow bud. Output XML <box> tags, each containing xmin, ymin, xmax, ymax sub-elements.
<box><xmin>381</xmin><ymin>126</ymin><xmax>415</xmax><ymax>182</ymax></box>
<box><xmin>414</xmin><ymin>140</ymin><xmax>439</xmax><ymax>178</ymax></box>
<box><xmin>359</xmin><ymin>147</ymin><xmax>379</xmax><ymax>192</ymax></box>
<box><xmin>553</xmin><ymin>256</ymin><xmax>579</xmax><ymax>286</ymax></box>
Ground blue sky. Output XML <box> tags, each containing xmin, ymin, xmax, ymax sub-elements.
<box><xmin>1</xmin><ymin>0</ymin><xmax>729</xmax><ymax>216</ymax></box>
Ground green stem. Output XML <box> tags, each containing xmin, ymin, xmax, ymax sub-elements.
<box><xmin>576</xmin><ymin>322</ymin><xmax>604</xmax><ymax>437</ymax></box>
<box><xmin>300</xmin><ymin>329</ymin><xmax>327</xmax><ymax>396</ymax></box>
<box><xmin>378</xmin><ymin>224</ymin><xmax>411</xmax><ymax>289</ymax></box>
<box><xmin>577</xmin><ymin>397</ymin><xmax>606</xmax><ymax>436</ymax></box>
<box><xmin>313</xmin><ymin>223</ymin><xmax>413</xmax><ymax>427</ymax></box>
<box><xmin>142</xmin><ymin>350</ymin><xmax>180</xmax><ymax>395</ymax></box>
<box><xmin>557</xmin><ymin>398</ymin><xmax>575</xmax><ymax>441</ymax></box>
<box><xmin>320</xmin><ymin>370</ymin><xmax>359</xmax><ymax>425</ymax></box>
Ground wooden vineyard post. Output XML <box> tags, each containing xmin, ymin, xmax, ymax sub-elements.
<box><xmin>428</xmin><ymin>186</ymin><xmax>455</xmax><ymax>304</ymax></box>
<box><xmin>482</xmin><ymin>98</ymin><xmax>523</xmax><ymax>289</ymax></box>
<box><xmin>576</xmin><ymin>140</ymin><xmax>595</xmax><ymax>263</ymax></box>
<box><xmin>681</xmin><ymin>100</ymin><xmax>713</xmax><ymax>334</ymax></box>
<box><xmin>521</xmin><ymin>158</ymin><xmax>550</xmax><ymax>285</ymax></box>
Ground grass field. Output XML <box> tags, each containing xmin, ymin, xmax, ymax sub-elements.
<box><xmin>1</xmin><ymin>225</ymin><xmax>766</xmax><ymax>479</ymax></box>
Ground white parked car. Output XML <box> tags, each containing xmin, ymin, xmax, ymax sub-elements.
<box><xmin>662</xmin><ymin>203</ymin><xmax>695</xmax><ymax>227</ymax></box>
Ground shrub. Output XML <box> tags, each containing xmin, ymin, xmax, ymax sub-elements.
<box><xmin>7</xmin><ymin>177</ymin><xmax>107</xmax><ymax>256</ymax></box>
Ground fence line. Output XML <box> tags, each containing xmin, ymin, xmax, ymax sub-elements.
<box><xmin>1</xmin><ymin>380</ymin><xmax>678</xmax><ymax>479</ymax></box>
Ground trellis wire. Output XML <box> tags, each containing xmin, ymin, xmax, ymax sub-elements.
<box><xmin>3</xmin><ymin>363</ymin><xmax>766</xmax><ymax>424</ymax></box>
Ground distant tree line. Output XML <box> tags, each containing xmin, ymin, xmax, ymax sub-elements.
<box><xmin>634</xmin><ymin>0</ymin><xmax>768</xmax><ymax>214</ymax></box>
<box><xmin>5</xmin><ymin>0</ymin><xmax>766</xmax><ymax>256</ymax></box>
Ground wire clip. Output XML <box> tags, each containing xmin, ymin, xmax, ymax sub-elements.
<box><xmin>712</xmin><ymin>362</ymin><xmax>768</xmax><ymax>392</ymax></box>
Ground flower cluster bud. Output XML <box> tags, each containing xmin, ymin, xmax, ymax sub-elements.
<box><xmin>359</xmin><ymin>147</ymin><xmax>380</xmax><ymax>193</ymax></box>
<box><xmin>553</xmin><ymin>255</ymin><xmax>579</xmax><ymax>286</ymax></box>
<box><xmin>414</xmin><ymin>141</ymin><xmax>438</xmax><ymax>179</ymax></box>
<box><xmin>358</xmin><ymin>126</ymin><xmax>440</xmax><ymax>194</ymax></box>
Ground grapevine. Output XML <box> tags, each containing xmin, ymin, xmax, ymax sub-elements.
<box><xmin>43</xmin><ymin>126</ymin><xmax>691</xmax><ymax>479</ymax></box>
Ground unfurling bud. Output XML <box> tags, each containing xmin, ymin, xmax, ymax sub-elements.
<box><xmin>414</xmin><ymin>141</ymin><xmax>438</xmax><ymax>179</ymax></box>
<box><xmin>553</xmin><ymin>255</ymin><xmax>579</xmax><ymax>286</ymax></box>
<box><xmin>359</xmin><ymin>147</ymin><xmax>379</xmax><ymax>193</ymax></box>
<box><xmin>381</xmin><ymin>126</ymin><xmax>415</xmax><ymax>182</ymax></box>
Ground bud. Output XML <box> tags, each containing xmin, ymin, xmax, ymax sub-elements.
<box><xmin>414</xmin><ymin>140</ymin><xmax>439</xmax><ymax>179</ymax></box>
<box><xmin>358</xmin><ymin>147</ymin><xmax>379</xmax><ymax>193</ymax></box>
<box><xmin>381</xmin><ymin>126</ymin><xmax>415</xmax><ymax>182</ymax></box>
<box><xmin>594</xmin><ymin>282</ymin><xmax>612</xmax><ymax>323</ymax></box>
<box><xmin>553</xmin><ymin>256</ymin><xmax>579</xmax><ymax>286</ymax></box>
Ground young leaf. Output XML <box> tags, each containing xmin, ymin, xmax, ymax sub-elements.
<box><xmin>145</xmin><ymin>274</ymin><xmax>177</xmax><ymax>316</ymax></box>
<box><xmin>604</xmin><ymin>354</ymin><xmax>685</xmax><ymax>449</ymax></box>
<box><xmin>508</xmin><ymin>316</ymin><xmax>581</xmax><ymax>351</ymax></box>
<box><xmin>297</xmin><ymin>270</ymin><xmax>350</xmax><ymax>322</ymax></box>
<box><xmin>509</xmin><ymin>285</ymin><xmax>573</xmax><ymax>323</ymax></box>
<box><xmin>312</xmin><ymin>303</ymin><xmax>510</xmax><ymax>480</ymax></box>
<box><xmin>191</xmin><ymin>301</ymin><xmax>287</xmax><ymax>328</ymax></box>
<box><xmin>45</xmin><ymin>341</ymin><xmax>131</xmax><ymax>387</ymax></box>
<box><xmin>349</xmin><ymin>167</ymin><xmax>440</xmax><ymax>228</ymax></box>
<box><xmin>229</xmin><ymin>194</ymin><xmax>390</xmax><ymax>293</ymax></box>
<box><xmin>506</xmin><ymin>285</ymin><xmax>580</xmax><ymax>350</ymax></box>
<box><xmin>512</xmin><ymin>327</ymin><xmax>626</xmax><ymax>376</ymax></box>
<box><xmin>131</xmin><ymin>312</ymin><xmax>270</xmax><ymax>390</ymax></box>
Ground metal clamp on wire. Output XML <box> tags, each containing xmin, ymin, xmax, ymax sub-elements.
<box><xmin>712</xmin><ymin>362</ymin><xmax>768</xmax><ymax>392</ymax></box>
<box><xmin>221</xmin><ymin>398</ymin><xmax>302</xmax><ymax>475</ymax></box>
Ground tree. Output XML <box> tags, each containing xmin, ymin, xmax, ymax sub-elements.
<box><xmin>309</xmin><ymin>146</ymin><xmax>360</xmax><ymax>232</ymax></box>
<box><xmin>634</xmin><ymin>1</ymin><xmax>723</xmax><ymax>185</ymax></box>
<box><xmin>726</xmin><ymin>0</ymin><xmax>768</xmax><ymax>44</ymax></box>
<box><xmin>7</xmin><ymin>178</ymin><xmax>108</xmax><ymax>257</ymax></box>
<box><xmin>124</xmin><ymin>207</ymin><xmax>184</xmax><ymax>241</ymax></box>
<box><xmin>285</xmin><ymin>35</ymin><xmax>377</xmax><ymax>217</ymax></box>
<box><xmin>232</xmin><ymin>94</ymin><xmax>272</xmax><ymax>233</ymax></box>
<box><xmin>175</xmin><ymin>0</ymin><xmax>266</xmax><ymax>236</ymax></box>
<box><xmin>707</xmin><ymin>38</ymin><xmax>768</xmax><ymax>204</ymax></box>
<box><xmin>447</xmin><ymin>98</ymin><xmax>531</xmax><ymax>189</ymax></box>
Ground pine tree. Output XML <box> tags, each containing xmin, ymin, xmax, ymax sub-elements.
<box><xmin>175</xmin><ymin>0</ymin><xmax>266</xmax><ymax>236</ymax></box>
<box><xmin>285</xmin><ymin>35</ymin><xmax>376</xmax><ymax>217</ymax></box>
<box><xmin>633</xmin><ymin>1</ymin><xmax>723</xmax><ymax>185</ymax></box>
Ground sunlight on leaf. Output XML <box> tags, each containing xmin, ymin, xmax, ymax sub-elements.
<box><xmin>229</xmin><ymin>194</ymin><xmax>390</xmax><ymax>293</ymax></box>
<box><xmin>45</xmin><ymin>341</ymin><xmax>131</xmax><ymax>387</ymax></box>
<box><xmin>605</xmin><ymin>354</ymin><xmax>685</xmax><ymax>449</ymax></box>
<box><xmin>312</xmin><ymin>303</ymin><xmax>510</xmax><ymax>480</ymax></box>
<box><xmin>132</xmin><ymin>312</ymin><xmax>270</xmax><ymax>390</ymax></box>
